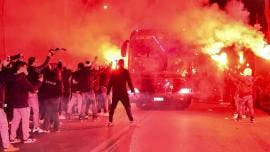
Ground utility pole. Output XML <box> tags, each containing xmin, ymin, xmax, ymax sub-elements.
<box><xmin>0</xmin><ymin>0</ymin><xmax>5</xmax><ymax>58</ymax></box>
<box><xmin>265</xmin><ymin>0</ymin><xmax>270</xmax><ymax>41</ymax></box>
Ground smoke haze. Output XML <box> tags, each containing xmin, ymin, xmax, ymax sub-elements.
<box><xmin>1</xmin><ymin>0</ymin><xmax>266</xmax><ymax>65</ymax></box>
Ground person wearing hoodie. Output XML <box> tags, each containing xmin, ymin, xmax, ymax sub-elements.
<box><xmin>80</xmin><ymin>61</ymin><xmax>98</xmax><ymax>120</ymax></box>
<box><xmin>9</xmin><ymin>61</ymin><xmax>42</xmax><ymax>144</ymax></box>
<box><xmin>41</xmin><ymin>64</ymin><xmax>62</xmax><ymax>132</ymax></box>
<box><xmin>0</xmin><ymin>60</ymin><xmax>19</xmax><ymax>151</ymax></box>
<box><xmin>27</xmin><ymin>52</ymin><xmax>52</xmax><ymax>133</ymax></box>
<box><xmin>107</xmin><ymin>59</ymin><xmax>135</xmax><ymax>126</ymax></box>
<box><xmin>66</xmin><ymin>62</ymin><xmax>86</xmax><ymax>120</ymax></box>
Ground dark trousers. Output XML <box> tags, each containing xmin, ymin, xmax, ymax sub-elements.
<box><xmin>60</xmin><ymin>95</ymin><xmax>70</xmax><ymax>114</ymax></box>
<box><xmin>43</xmin><ymin>98</ymin><xmax>60</xmax><ymax>131</ymax></box>
<box><xmin>109</xmin><ymin>96</ymin><xmax>133</xmax><ymax>122</ymax></box>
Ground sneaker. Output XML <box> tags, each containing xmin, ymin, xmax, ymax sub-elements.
<box><xmin>236</xmin><ymin>116</ymin><xmax>242</xmax><ymax>121</ymax></box>
<box><xmin>59</xmin><ymin>115</ymin><xmax>66</xmax><ymax>120</ymax></box>
<box><xmin>10</xmin><ymin>139</ymin><xmax>21</xmax><ymax>144</ymax></box>
<box><xmin>108</xmin><ymin>122</ymin><xmax>113</xmax><ymax>127</ymax></box>
<box><xmin>39</xmin><ymin>119</ymin><xmax>44</xmax><ymax>123</ymax></box>
<box><xmin>93</xmin><ymin>117</ymin><xmax>100</xmax><ymax>121</ymax></box>
<box><xmin>23</xmin><ymin>138</ymin><xmax>36</xmax><ymax>144</ymax></box>
<box><xmin>103</xmin><ymin>113</ymin><xmax>109</xmax><ymax>117</ymax></box>
<box><xmin>129</xmin><ymin>120</ymin><xmax>137</xmax><ymax>126</ymax></box>
<box><xmin>250</xmin><ymin>117</ymin><xmax>255</xmax><ymax>123</ymax></box>
<box><xmin>79</xmin><ymin>115</ymin><xmax>85</xmax><ymax>120</ymax></box>
<box><xmin>43</xmin><ymin>130</ymin><xmax>50</xmax><ymax>133</ymax></box>
<box><xmin>233</xmin><ymin>113</ymin><xmax>238</xmax><ymax>119</ymax></box>
<box><xmin>3</xmin><ymin>144</ymin><xmax>19</xmax><ymax>152</ymax></box>
<box><xmin>32</xmin><ymin>127</ymin><xmax>45</xmax><ymax>133</ymax></box>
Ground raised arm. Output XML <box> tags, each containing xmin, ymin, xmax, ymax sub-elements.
<box><xmin>35</xmin><ymin>54</ymin><xmax>52</xmax><ymax>73</ymax></box>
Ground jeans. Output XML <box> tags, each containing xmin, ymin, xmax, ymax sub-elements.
<box><xmin>10</xmin><ymin>107</ymin><xmax>30</xmax><ymax>140</ymax></box>
<box><xmin>82</xmin><ymin>91</ymin><xmax>97</xmax><ymax>118</ymax></box>
<box><xmin>67</xmin><ymin>92</ymin><xmax>82</xmax><ymax>114</ymax></box>
<box><xmin>60</xmin><ymin>95</ymin><xmax>70</xmax><ymax>115</ymax></box>
<box><xmin>0</xmin><ymin>109</ymin><xmax>10</xmax><ymax>148</ymax></box>
<box><xmin>236</xmin><ymin>95</ymin><xmax>254</xmax><ymax>118</ymax></box>
<box><xmin>97</xmin><ymin>87</ymin><xmax>108</xmax><ymax>113</ymax></box>
<box><xmin>43</xmin><ymin>98</ymin><xmax>60</xmax><ymax>131</ymax></box>
<box><xmin>28</xmin><ymin>92</ymin><xmax>40</xmax><ymax>129</ymax></box>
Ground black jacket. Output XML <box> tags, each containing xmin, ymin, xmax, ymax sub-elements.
<box><xmin>8</xmin><ymin>73</ymin><xmax>41</xmax><ymax>108</ymax></box>
<box><xmin>70</xmin><ymin>69</ymin><xmax>84</xmax><ymax>92</ymax></box>
<box><xmin>0</xmin><ymin>71</ymin><xmax>6</xmax><ymax>108</ymax></box>
<box><xmin>80</xmin><ymin>67</ymin><xmax>93</xmax><ymax>92</ymax></box>
<box><xmin>107</xmin><ymin>68</ymin><xmax>134</xmax><ymax>97</ymax></box>
<box><xmin>40</xmin><ymin>68</ymin><xmax>62</xmax><ymax>99</ymax></box>
<box><xmin>62</xmin><ymin>68</ymin><xmax>72</xmax><ymax>95</ymax></box>
<box><xmin>27</xmin><ymin>56</ymin><xmax>50</xmax><ymax>86</ymax></box>
<box><xmin>99</xmin><ymin>67</ymin><xmax>111</xmax><ymax>87</ymax></box>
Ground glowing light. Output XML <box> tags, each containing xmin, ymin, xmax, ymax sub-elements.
<box><xmin>205</xmin><ymin>42</ymin><xmax>225</xmax><ymax>55</ymax></box>
<box><xmin>211</xmin><ymin>52</ymin><xmax>228</xmax><ymax>70</ymax></box>
<box><xmin>181</xmin><ymin>69</ymin><xmax>188</xmax><ymax>77</ymax></box>
<box><xmin>153</xmin><ymin>97</ymin><xmax>164</xmax><ymax>102</ymax></box>
<box><xmin>101</xmin><ymin>42</ymin><xmax>127</xmax><ymax>69</ymax></box>
<box><xmin>173</xmin><ymin>8</ymin><xmax>270</xmax><ymax>71</ymax></box>
<box><xmin>178</xmin><ymin>88</ymin><xmax>192</xmax><ymax>94</ymax></box>
<box><xmin>103</xmin><ymin>5</ymin><xmax>108</xmax><ymax>10</ymax></box>
<box><xmin>257</xmin><ymin>45</ymin><xmax>270</xmax><ymax>60</ymax></box>
<box><xmin>239</xmin><ymin>51</ymin><xmax>244</xmax><ymax>64</ymax></box>
<box><xmin>192</xmin><ymin>68</ymin><xmax>196</xmax><ymax>74</ymax></box>
<box><xmin>243</xmin><ymin>67</ymin><xmax>252</xmax><ymax>76</ymax></box>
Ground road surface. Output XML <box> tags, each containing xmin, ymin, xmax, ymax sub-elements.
<box><xmin>9</xmin><ymin>101</ymin><xmax>270</xmax><ymax>152</ymax></box>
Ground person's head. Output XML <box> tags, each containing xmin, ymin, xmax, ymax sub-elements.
<box><xmin>13</xmin><ymin>61</ymin><xmax>28</xmax><ymax>75</ymax></box>
<box><xmin>6</xmin><ymin>56</ymin><xmax>10</xmax><ymax>62</ymax></box>
<box><xmin>28</xmin><ymin>57</ymin><xmax>36</xmax><ymax>66</ymax></box>
<box><xmin>85</xmin><ymin>61</ymin><xmax>91</xmax><ymax>67</ymax></box>
<box><xmin>57</xmin><ymin>61</ymin><xmax>63</xmax><ymax>70</ymax></box>
<box><xmin>77</xmin><ymin>62</ymin><xmax>84</xmax><ymax>70</ymax></box>
<box><xmin>117</xmin><ymin>59</ymin><xmax>124</xmax><ymax>69</ymax></box>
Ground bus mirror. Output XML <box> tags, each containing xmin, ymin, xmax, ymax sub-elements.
<box><xmin>121</xmin><ymin>40</ymin><xmax>129</xmax><ymax>57</ymax></box>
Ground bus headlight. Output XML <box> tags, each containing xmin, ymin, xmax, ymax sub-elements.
<box><xmin>178</xmin><ymin>88</ymin><xmax>192</xmax><ymax>94</ymax></box>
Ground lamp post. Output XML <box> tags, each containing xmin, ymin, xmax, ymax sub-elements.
<box><xmin>0</xmin><ymin>0</ymin><xmax>5</xmax><ymax>58</ymax></box>
<box><xmin>265</xmin><ymin>0</ymin><xmax>270</xmax><ymax>41</ymax></box>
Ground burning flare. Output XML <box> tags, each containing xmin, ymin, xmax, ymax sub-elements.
<box><xmin>172</xmin><ymin>4</ymin><xmax>270</xmax><ymax>70</ymax></box>
<box><xmin>101</xmin><ymin>42</ymin><xmax>127</xmax><ymax>68</ymax></box>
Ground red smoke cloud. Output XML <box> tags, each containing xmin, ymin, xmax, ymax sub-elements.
<box><xmin>0</xmin><ymin>0</ymin><xmax>210</xmax><ymax>64</ymax></box>
<box><xmin>0</xmin><ymin>0</ymin><xmax>268</xmax><ymax>67</ymax></box>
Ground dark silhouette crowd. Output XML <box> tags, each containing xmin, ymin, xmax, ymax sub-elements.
<box><xmin>0</xmin><ymin>51</ymin><xmax>114</xmax><ymax>151</ymax></box>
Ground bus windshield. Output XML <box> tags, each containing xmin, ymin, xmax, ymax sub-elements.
<box><xmin>130</xmin><ymin>35</ymin><xmax>195</xmax><ymax>76</ymax></box>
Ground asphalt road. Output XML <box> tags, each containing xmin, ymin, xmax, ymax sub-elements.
<box><xmin>11</xmin><ymin>102</ymin><xmax>270</xmax><ymax>152</ymax></box>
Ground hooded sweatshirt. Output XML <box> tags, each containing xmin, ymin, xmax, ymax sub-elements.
<box><xmin>8</xmin><ymin>73</ymin><xmax>41</xmax><ymax>108</ymax></box>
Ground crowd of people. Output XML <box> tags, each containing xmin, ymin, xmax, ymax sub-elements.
<box><xmin>0</xmin><ymin>50</ymin><xmax>262</xmax><ymax>151</ymax></box>
<box><xmin>0</xmin><ymin>51</ymin><xmax>134</xmax><ymax>151</ymax></box>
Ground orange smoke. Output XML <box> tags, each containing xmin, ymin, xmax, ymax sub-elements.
<box><xmin>101</xmin><ymin>42</ymin><xmax>127</xmax><ymax>69</ymax></box>
<box><xmin>171</xmin><ymin>2</ymin><xmax>270</xmax><ymax>70</ymax></box>
<box><xmin>211</xmin><ymin>52</ymin><xmax>228</xmax><ymax>70</ymax></box>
